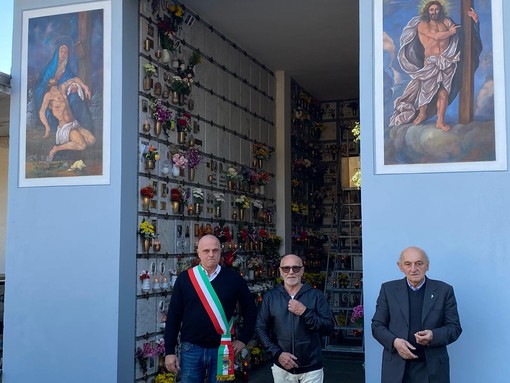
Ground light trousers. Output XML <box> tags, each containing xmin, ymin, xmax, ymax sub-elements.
<box><xmin>271</xmin><ymin>363</ymin><xmax>324</xmax><ymax>383</ymax></box>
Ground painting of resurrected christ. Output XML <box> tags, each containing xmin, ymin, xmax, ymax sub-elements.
<box><xmin>376</xmin><ymin>0</ymin><xmax>506</xmax><ymax>173</ymax></box>
<box><xmin>19</xmin><ymin>2</ymin><xmax>111</xmax><ymax>186</ymax></box>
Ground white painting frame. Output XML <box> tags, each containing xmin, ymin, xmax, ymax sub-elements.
<box><xmin>19</xmin><ymin>1</ymin><xmax>111</xmax><ymax>187</ymax></box>
<box><xmin>374</xmin><ymin>0</ymin><xmax>506</xmax><ymax>174</ymax></box>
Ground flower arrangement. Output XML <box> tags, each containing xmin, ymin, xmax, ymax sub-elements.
<box><xmin>214</xmin><ymin>222</ymin><xmax>233</xmax><ymax>243</ymax></box>
<box><xmin>143</xmin><ymin>63</ymin><xmax>157</xmax><ymax>77</ymax></box>
<box><xmin>139</xmin><ymin>220</ymin><xmax>156</xmax><ymax>239</ymax></box>
<box><xmin>143</xmin><ymin>145</ymin><xmax>160</xmax><ymax>161</ymax></box>
<box><xmin>247</xmin><ymin>256</ymin><xmax>262</xmax><ymax>269</ymax></box>
<box><xmin>139</xmin><ymin>270</ymin><xmax>151</xmax><ymax>281</ymax></box>
<box><xmin>256</xmin><ymin>170</ymin><xmax>270</xmax><ymax>185</ymax></box>
<box><xmin>172</xmin><ymin>152</ymin><xmax>188</xmax><ymax>168</ymax></box>
<box><xmin>155</xmin><ymin>372</ymin><xmax>175</xmax><ymax>383</ymax></box>
<box><xmin>253</xmin><ymin>143</ymin><xmax>272</xmax><ymax>160</ymax></box>
<box><xmin>338</xmin><ymin>273</ymin><xmax>349</xmax><ymax>288</ymax></box>
<box><xmin>213</xmin><ymin>192</ymin><xmax>225</xmax><ymax>206</ymax></box>
<box><xmin>177</xmin><ymin>51</ymin><xmax>202</xmax><ymax>84</ymax></box>
<box><xmin>150</xmin><ymin>99</ymin><xmax>172</xmax><ymax>124</ymax></box>
<box><xmin>170</xmin><ymin>188</ymin><xmax>182</xmax><ymax>202</ymax></box>
<box><xmin>258</xmin><ymin>228</ymin><xmax>269</xmax><ymax>242</ymax></box>
<box><xmin>352</xmin><ymin>121</ymin><xmax>360</xmax><ymax>143</ymax></box>
<box><xmin>252</xmin><ymin>199</ymin><xmax>263</xmax><ymax>210</ymax></box>
<box><xmin>140</xmin><ymin>185</ymin><xmax>156</xmax><ymax>198</ymax></box>
<box><xmin>351</xmin><ymin>168</ymin><xmax>361</xmax><ymax>189</ymax></box>
<box><xmin>169</xmin><ymin>76</ymin><xmax>192</xmax><ymax>95</ymax></box>
<box><xmin>240</xmin><ymin>166</ymin><xmax>255</xmax><ymax>184</ymax></box>
<box><xmin>155</xmin><ymin>338</ymin><xmax>165</xmax><ymax>355</ymax></box>
<box><xmin>237</xmin><ymin>226</ymin><xmax>249</xmax><ymax>243</ymax></box>
<box><xmin>186</xmin><ymin>147</ymin><xmax>202</xmax><ymax>169</ymax></box>
<box><xmin>192</xmin><ymin>187</ymin><xmax>204</xmax><ymax>204</ymax></box>
<box><xmin>176</xmin><ymin>112</ymin><xmax>192</xmax><ymax>132</ymax></box>
<box><xmin>135</xmin><ymin>342</ymin><xmax>158</xmax><ymax>374</ymax></box>
<box><xmin>351</xmin><ymin>304</ymin><xmax>364</xmax><ymax>326</ymax></box>
<box><xmin>235</xmin><ymin>195</ymin><xmax>250</xmax><ymax>210</ymax></box>
<box><xmin>226</xmin><ymin>166</ymin><xmax>243</xmax><ymax>181</ymax></box>
<box><xmin>157</xmin><ymin>4</ymin><xmax>184</xmax><ymax>52</ymax></box>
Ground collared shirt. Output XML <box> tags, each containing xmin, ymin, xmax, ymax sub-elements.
<box><xmin>407</xmin><ymin>278</ymin><xmax>426</xmax><ymax>291</ymax></box>
<box><xmin>200</xmin><ymin>264</ymin><xmax>221</xmax><ymax>281</ymax></box>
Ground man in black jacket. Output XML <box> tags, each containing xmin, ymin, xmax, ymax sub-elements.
<box><xmin>256</xmin><ymin>254</ymin><xmax>334</xmax><ymax>382</ymax></box>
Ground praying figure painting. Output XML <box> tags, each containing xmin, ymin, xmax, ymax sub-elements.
<box><xmin>375</xmin><ymin>0</ymin><xmax>506</xmax><ymax>174</ymax></box>
<box><xmin>19</xmin><ymin>2</ymin><xmax>111</xmax><ymax>186</ymax></box>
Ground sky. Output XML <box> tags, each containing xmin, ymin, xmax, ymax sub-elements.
<box><xmin>0</xmin><ymin>0</ymin><xmax>13</xmax><ymax>74</ymax></box>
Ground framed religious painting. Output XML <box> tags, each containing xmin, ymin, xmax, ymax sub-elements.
<box><xmin>19</xmin><ymin>1</ymin><xmax>111</xmax><ymax>186</ymax></box>
<box><xmin>374</xmin><ymin>0</ymin><xmax>506</xmax><ymax>174</ymax></box>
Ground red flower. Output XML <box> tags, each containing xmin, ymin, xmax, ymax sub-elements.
<box><xmin>170</xmin><ymin>188</ymin><xmax>182</xmax><ymax>202</ymax></box>
<box><xmin>140</xmin><ymin>186</ymin><xmax>155</xmax><ymax>198</ymax></box>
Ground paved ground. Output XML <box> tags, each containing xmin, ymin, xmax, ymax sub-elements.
<box><xmin>248</xmin><ymin>352</ymin><xmax>365</xmax><ymax>383</ymax></box>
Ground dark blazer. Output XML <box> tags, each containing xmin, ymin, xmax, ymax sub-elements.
<box><xmin>372</xmin><ymin>277</ymin><xmax>462</xmax><ymax>383</ymax></box>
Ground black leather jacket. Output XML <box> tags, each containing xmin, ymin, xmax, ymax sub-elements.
<box><xmin>255</xmin><ymin>283</ymin><xmax>334</xmax><ymax>374</ymax></box>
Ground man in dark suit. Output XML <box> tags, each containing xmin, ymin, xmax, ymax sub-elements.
<box><xmin>372</xmin><ymin>246</ymin><xmax>462</xmax><ymax>383</ymax></box>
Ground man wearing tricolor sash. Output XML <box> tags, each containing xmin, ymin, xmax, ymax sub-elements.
<box><xmin>164</xmin><ymin>235</ymin><xmax>257</xmax><ymax>382</ymax></box>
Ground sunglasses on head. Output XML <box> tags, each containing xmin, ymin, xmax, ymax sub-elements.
<box><xmin>280</xmin><ymin>266</ymin><xmax>303</xmax><ymax>273</ymax></box>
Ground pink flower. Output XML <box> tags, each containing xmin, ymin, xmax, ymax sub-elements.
<box><xmin>172</xmin><ymin>152</ymin><xmax>188</xmax><ymax>168</ymax></box>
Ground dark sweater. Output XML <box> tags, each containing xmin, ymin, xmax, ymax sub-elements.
<box><xmin>408</xmin><ymin>284</ymin><xmax>426</xmax><ymax>359</ymax></box>
<box><xmin>164</xmin><ymin>267</ymin><xmax>257</xmax><ymax>354</ymax></box>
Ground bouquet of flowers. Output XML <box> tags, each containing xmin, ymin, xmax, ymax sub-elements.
<box><xmin>256</xmin><ymin>170</ymin><xmax>270</xmax><ymax>185</ymax></box>
<box><xmin>177</xmin><ymin>51</ymin><xmax>202</xmax><ymax>81</ymax></box>
<box><xmin>235</xmin><ymin>195</ymin><xmax>250</xmax><ymax>210</ymax></box>
<box><xmin>253</xmin><ymin>143</ymin><xmax>272</xmax><ymax>160</ymax></box>
<box><xmin>157</xmin><ymin>4</ymin><xmax>184</xmax><ymax>52</ymax></box>
<box><xmin>192</xmin><ymin>187</ymin><xmax>204</xmax><ymax>204</ymax></box>
<box><xmin>169</xmin><ymin>76</ymin><xmax>192</xmax><ymax>95</ymax></box>
<box><xmin>258</xmin><ymin>228</ymin><xmax>270</xmax><ymax>242</ymax></box>
<box><xmin>150</xmin><ymin>99</ymin><xmax>173</xmax><ymax>131</ymax></box>
<box><xmin>170</xmin><ymin>188</ymin><xmax>182</xmax><ymax>202</ymax></box>
<box><xmin>252</xmin><ymin>199</ymin><xmax>263</xmax><ymax>211</ymax></box>
<box><xmin>143</xmin><ymin>63</ymin><xmax>157</xmax><ymax>77</ymax></box>
<box><xmin>240</xmin><ymin>166</ymin><xmax>255</xmax><ymax>184</ymax></box>
<box><xmin>135</xmin><ymin>342</ymin><xmax>157</xmax><ymax>374</ymax></box>
<box><xmin>154</xmin><ymin>338</ymin><xmax>165</xmax><ymax>356</ymax></box>
<box><xmin>226</xmin><ymin>166</ymin><xmax>243</xmax><ymax>181</ymax></box>
<box><xmin>143</xmin><ymin>145</ymin><xmax>160</xmax><ymax>161</ymax></box>
<box><xmin>247</xmin><ymin>256</ymin><xmax>262</xmax><ymax>269</ymax></box>
<box><xmin>172</xmin><ymin>152</ymin><xmax>188</xmax><ymax>169</ymax></box>
<box><xmin>140</xmin><ymin>185</ymin><xmax>156</xmax><ymax>198</ymax></box>
<box><xmin>213</xmin><ymin>192</ymin><xmax>225</xmax><ymax>206</ymax></box>
<box><xmin>176</xmin><ymin>112</ymin><xmax>192</xmax><ymax>133</ymax></box>
<box><xmin>139</xmin><ymin>270</ymin><xmax>151</xmax><ymax>281</ymax></box>
<box><xmin>351</xmin><ymin>304</ymin><xmax>364</xmax><ymax>326</ymax></box>
<box><xmin>139</xmin><ymin>220</ymin><xmax>156</xmax><ymax>239</ymax></box>
<box><xmin>155</xmin><ymin>372</ymin><xmax>175</xmax><ymax>383</ymax></box>
<box><xmin>186</xmin><ymin>147</ymin><xmax>202</xmax><ymax>169</ymax></box>
<box><xmin>214</xmin><ymin>222</ymin><xmax>233</xmax><ymax>243</ymax></box>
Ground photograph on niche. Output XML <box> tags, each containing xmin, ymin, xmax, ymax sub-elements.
<box><xmin>19</xmin><ymin>1</ymin><xmax>111</xmax><ymax>187</ymax></box>
<box><xmin>374</xmin><ymin>0</ymin><xmax>506</xmax><ymax>174</ymax></box>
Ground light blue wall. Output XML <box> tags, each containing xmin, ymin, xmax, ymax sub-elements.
<box><xmin>361</xmin><ymin>0</ymin><xmax>510</xmax><ymax>382</ymax></box>
<box><xmin>3</xmin><ymin>1</ymin><xmax>138</xmax><ymax>382</ymax></box>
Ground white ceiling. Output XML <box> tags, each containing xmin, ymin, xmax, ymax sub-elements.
<box><xmin>183</xmin><ymin>0</ymin><xmax>360</xmax><ymax>101</ymax></box>
<box><xmin>0</xmin><ymin>1</ymin><xmax>360</xmax><ymax>137</ymax></box>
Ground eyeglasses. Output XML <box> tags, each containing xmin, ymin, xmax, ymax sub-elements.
<box><xmin>280</xmin><ymin>266</ymin><xmax>303</xmax><ymax>273</ymax></box>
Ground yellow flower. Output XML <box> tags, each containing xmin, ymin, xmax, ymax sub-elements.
<box><xmin>155</xmin><ymin>154</ymin><xmax>160</xmax><ymax>161</ymax></box>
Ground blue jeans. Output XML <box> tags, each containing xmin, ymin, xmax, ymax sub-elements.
<box><xmin>180</xmin><ymin>342</ymin><xmax>219</xmax><ymax>383</ymax></box>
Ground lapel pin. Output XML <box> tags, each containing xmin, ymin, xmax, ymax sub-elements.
<box><xmin>431</xmin><ymin>294</ymin><xmax>434</xmax><ymax>299</ymax></box>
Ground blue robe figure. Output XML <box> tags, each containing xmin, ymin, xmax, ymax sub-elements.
<box><xmin>32</xmin><ymin>37</ymin><xmax>95</xmax><ymax>135</ymax></box>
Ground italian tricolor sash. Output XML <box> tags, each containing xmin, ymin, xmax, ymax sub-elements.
<box><xmin>188</xmin><ymin>266</ymin><xmax>235</xmax><ymax>381</ymax></box>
